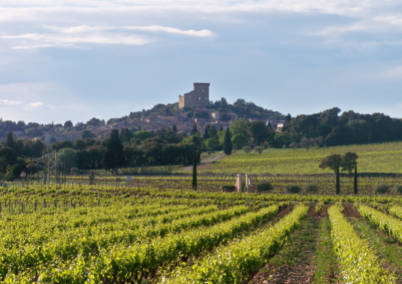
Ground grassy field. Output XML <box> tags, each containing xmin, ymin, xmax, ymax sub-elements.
<box><xmin>200</xmin><ymin>141</ymin><xmax>402</xmax><ymax>175</ymax></box>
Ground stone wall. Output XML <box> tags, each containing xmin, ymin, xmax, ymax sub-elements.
<box><xmin>179</xmin><ymin>83</ymin><xmax>210</xmax><ymax>109</ymax></box>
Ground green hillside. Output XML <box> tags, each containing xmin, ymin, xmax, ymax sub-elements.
<box><xmin>204</xmin><ymin>141</ymin><xmax>402</xmax><ymax>175</ymax></box>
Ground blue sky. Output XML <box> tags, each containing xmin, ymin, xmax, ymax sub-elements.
<box><xmin>1</xmin><ymin>0</ymin><xmax>402</xmax><ymax>124</ymax></box>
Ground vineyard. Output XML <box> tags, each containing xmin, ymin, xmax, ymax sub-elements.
<box><xmin>5</xmin><ymin>141</ymin><xmax>402</xmax><ymax>283</ymax></box>
<box><xmin>1</xmin><ymin>183</ymin><xmax>402</xmax><ymax>283</ymax></box>
<box><xmin>204</xmin><ymin>141</ymin><xmax>402</xmax><ymax>175</ymax></box>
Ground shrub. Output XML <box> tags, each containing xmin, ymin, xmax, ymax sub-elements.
<box><xmin>286</xmin><ymin>184</ymin><xmax>301</xmax><ymax>194</ymax></box>
<box><xmin>71</xmin><ymin>167</ymin><xmax>81</xmax><ymax>176</ymax></box>
<box><xmin>393</xmin><ymin>184</ymin><xmax>402</xmax><ymax>194</ymax></box>
<box><xmin>256</xmin><ymin>181</ymin><xmax>273</xmax><ymax>193</ymax></box>
<box><xmin>303</xmin><ymin>183</ymin><xmax>318</xmax><ymax>194</ymax></box>
<box><xmin>254</xmin><ymin>146</ymin><xmax>264</xmax><ymax>154</ymax></box>
<box><xmin>243</xmin><ymin>146</ymin><xmax>251</xmax><ymax>154</ymax></box>
<box><xmin>375</xmin><ymin>184</ymin><xmax>390</xmax><ymax>194</ymax></box>
<box><xmin>222</xmin><ymin>185</ymin><xmax>235</xmax><ymax>192</ymax></box>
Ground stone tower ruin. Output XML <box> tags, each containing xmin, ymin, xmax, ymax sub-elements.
<box><xmin>178</xmin><ymin>83</ymin><xmax>210</xmax><ymax>109</ymax></box>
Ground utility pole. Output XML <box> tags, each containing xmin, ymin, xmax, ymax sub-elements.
<box><xmin>48</xmin><ymin>149</ymin><xmax>50</xmax><ymax>185</ymax></box>
<box><xmin>55</xmin><ymin>152</ymin><xmax>58</xmax><ymax>184</ymax></box>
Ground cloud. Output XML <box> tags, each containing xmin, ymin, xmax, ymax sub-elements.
<box><xmin>0</xmin><ymin>25</ymin><xmax>215</xmax><ymax>49</ymax></box>
<box><xmin>24</xmin><ymin>101</ymin><xmax>52</xmax><ymax>110</ymax></box>
<box><xmin>1</xmin><ymin>33</ymin><xmax>150</xmax><ymax>49</ymax></box>
<box><xmin>375</xmin><ymin>66</ymin><xmax>402</xmax><ymax>80</ymax></box>
<box><xmin>44</xmin><ymin>25</ymin><xmax>216</xmax><ymax>37</ymax></box>
<box><xmin>0</xmin><ymin>99</ymin><xmax>22</xmax><ymax>106</ymax></box>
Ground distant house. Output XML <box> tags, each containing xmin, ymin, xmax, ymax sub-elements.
<box><xmin>8</xmin><ymin>131</ymin><xmax>25</xmax><ymax>137</ymax></box>
<box><xmin>45</xmin><ymin>132</ymin><xmax>65</xmax><ymax>144</ymax></box>
<box><xmin>45</xmin><ymin>131</ymin><xmax>82</xmax><ymax>144</ymax></box>
<box><xmin>211</xmin><ymin>111</ymin><xmax>221</xmax><ymax>120</ymax></box>
<box><xmin>276</xmin><ymin>123</ymin><xmax>285</xmax><ymax>132</ymax></box>
<box><xmin>63</xmin><ymin>132</ymin><xmax>82</xmax><ymax>143</ymax></box>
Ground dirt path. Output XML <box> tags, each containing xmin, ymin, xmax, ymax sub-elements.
<box><xmin>248</xmin><ymin>217</ymin><xmax>320</xmax><ymax>284</ymax></box>
<box><xmin>343</xmin><ymin>204</ymin><xmax>361</xmax><ymax>218</ymax></box>
<box><xmin>183</xmin><ymin>153</ymin><xmax>226</xmax><ymax>171</ymax></box>
<box><xmin>307</xmin><ymin>204</ymin><xmax>329</xmax><ymax>218</ymax></box>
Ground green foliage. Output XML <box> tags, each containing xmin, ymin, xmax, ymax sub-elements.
<box><xmin>393</xmin><ymin>184</ymin><xmax>402</xmax><ymax>194</ymax></box>
<box><xmin>243</xmin><ymin>146</ymin><xmax>251</xmax><ymax>154</ymax></box>
<box><xmin>222</xmin><ymin>185</ymin><xmax>235</xmax><ymax>192</ymax></box>
<box><xmin>254</xmin><ymin>145</ymin><xmax>264</xmax><ymax>154</ymax></box>
<box><xmin>286</xmin><ymin>184</ymin><xmax>301</xmax><ymax>194</ymax></box>
<box><xmin>319</xmin><ymin>154</ymin><xmax>342</xmax><ymax>173</ymax></box>
<box><xmin>223</xmin><ymin>128</ymin><xmax>232</xmax><ymax>155</ymax></box>
<box><xmin>303</xmin><ymin>183</ymin><xmax>318</xmax><ymax>193</ymax></box>
<box><xmin>82</xmin><ymin>130</ymin><xmax>96</xmax><ymax>140</ymax></box>
<box><xmin>230</xmin><ymin>118</ymin><xmax>249</xmax><ymax>138</ymax></box>
<box><xmin>103</xmin><ymin>129</ymin><xmax>125</xmax><ymax>174</ymax></box>
<box><xmin>375</xmin><ymin>183</ymin><xmax>390</xmax><ymax>194</ymax></box>
<box><xmin>248</xmin><ymin>121</ymin><xmax>273</xmax><ymax>145</ymax></box>
<box><xmin>256</xmin><ymin>181</ymin><xmax>273</xmax><ymax>193</ymax></box>
<box><xmin>341</xmin><ymin>152</ymin><xmax>358</xmax><ymax>174</ymax></box>
<box><xmin>205</xmin><ymin>137</ymin><xmax>220</xmax><ymax>150</ymax></box>
<box><xmin>329</xmin><ymin>205</ymin><xmax>396</xmax><ymax>283</ymax></box>
<box><xmin>191</xmin><ymin>124</ymin><xmax>198</xmax><ymax>135</ymax></box>
<box><xmin>131</xmin><ymin>130</ymin><xmax>153</xmax><ymax>141</ymax></box>
<box><xmin>231</xmin><ymin>134</ymin><xmax>248</xmax><ymax>149</ymax></box>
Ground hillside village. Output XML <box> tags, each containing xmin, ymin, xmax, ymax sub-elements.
<box><xmin>1</xmin><ymin>83</ymin><xmax>286</xmax><ymax>144</ymax></box>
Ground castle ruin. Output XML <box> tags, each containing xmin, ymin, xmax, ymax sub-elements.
<box><xmin>179</xmin><ymin>83</ymin><xmax>210</xmax><ymax>109</ymax></box>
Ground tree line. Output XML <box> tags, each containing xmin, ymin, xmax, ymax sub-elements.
<box><xmin>0</xmin><ymin>128</ymin><xmax>199</xmax><ymax>180</ymax></box>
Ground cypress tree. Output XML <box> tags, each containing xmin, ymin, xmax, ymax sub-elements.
<box><xmin>192</xmin><ymin>151</ymin><xmax>197</xmax><ymax>190</ymax></box>
<box><xmin>191</xmin><ymin>124</ymin><xmax>198</xmax><ymax>135</ymax></box>
<box><xmin>203</xmin><ymin>125</ymin><xmax>211</xmax><ymax>139</ymax></box>
<box><xmin>224</xmin><ymin>128</ymin><xmax>233</xmax><ymax>155</ymax></box>
<box><xmin>336</xmin><ymin>160</ymin><xmax>340</xmax><ymax>195</ymax></box>
<box><xmin>354</xmin><ymin>164</ymin><xmax>358</xmax><ymax>195</ymax></box>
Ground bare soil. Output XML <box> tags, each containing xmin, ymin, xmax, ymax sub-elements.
<box><xmin>277</xmin><ymin>205</ymin><xmax>294</xmax><ymax>218</ymax></box>
<box><xmin>247</xmin><ymin>217</ymin><xmax>320</xmax><ymax>284</ymax></box>
<box><xmin>307</xmin><ymin>204</ymin><xmax>329</xmax><ymax>218</ymax></box>
<box><xmin>343</xmin><ymin>204</ymin><xmax>361</xmax><ymax>218</ymax></box>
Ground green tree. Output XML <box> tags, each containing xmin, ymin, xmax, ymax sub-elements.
<box><xmin>172</xmin><ymin>125</ymin><xmax>177</xmax><ymax>133</ymax></box>
<box><xmin>203</xmin><ymin>125</ymin><xmax>211</xmax><ymax>139</ymax></box>
<box><xmin>192</xmin><ymin>151</ymin><xmax>197</xmax><ymax>190</ymax></box>
<box><xmin>319</xmin><ymin>154</ymin><xmax>342</xmax><ymax>194</ymax></box>
<box><xmin>248</xmin><ymin>121</ymin><xmax>272</xmax><ymax>145</ymax></box>
<box><xmin>131</xmin><ymin>130</ymin><xmax>153</xmax><ymax>141</ymax></box>
<box><xmin>224</xmin><ymin>128</ymin><xmax>232</xmax><ymax>155</ymax></box>
<box><xmin>82</xmin><ymin>130</ymin><xmax>96</xmax><ymax>140</ymax></box>
<box><xmin>64</xmin><ymin>120</ymin><xmax>73</xmax><ymax>129</ymax></box>
<box><xmin>231</xmin><ymin>134</ymin><xmax>248</xmax><ymax>149</ymax></box>
<box><xmin>120</xmin><ymin>128</ymin><xmax>132</xmax><ymax>143</ymax></box>
<box><xmin>73</xmin><ymin>139</ymin><xmax>86</xmax><ymax>150</ymax></box>
<box><xmin>205</xmin><ymin>137</ymin><xmax>220</xmax><ymax>150</ymax></box>
<box><xmin>230</xmin><ymin>118</ymin><xmax>249</xmax><ymax>138</ymax></box>
<box><xmin>104</xmin><ymin>129</ymin><xmax>125</xmax><ymax>175</ymax></box>
<box><xmin>207</xmin><ymin>125</ymin><xmax>218</xmax><ymax>138</ymax></box>
<box><xmin>57</xmin><ymin>148</ymin><xmax>77</xmax><ymax>173</ymax></box>
<box><xmin>191</xmin><ymin>124</ymin><xmax>198</xmax><ymax>135</ymax></box>
<box><xmin>5</xmin><ymin>132</ymin><xmax>14</xmax><ymax>149</ymax></box>
<box><xmin>341</xmin><ymin>152</ymin><xmax>358</xmax><ymax>174</ymax></box>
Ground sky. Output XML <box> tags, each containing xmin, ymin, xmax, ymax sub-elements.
<box><xmin>1</xmin><ymin>0</ymin><xmax>402</xmax><ymax>125</ymax></box>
